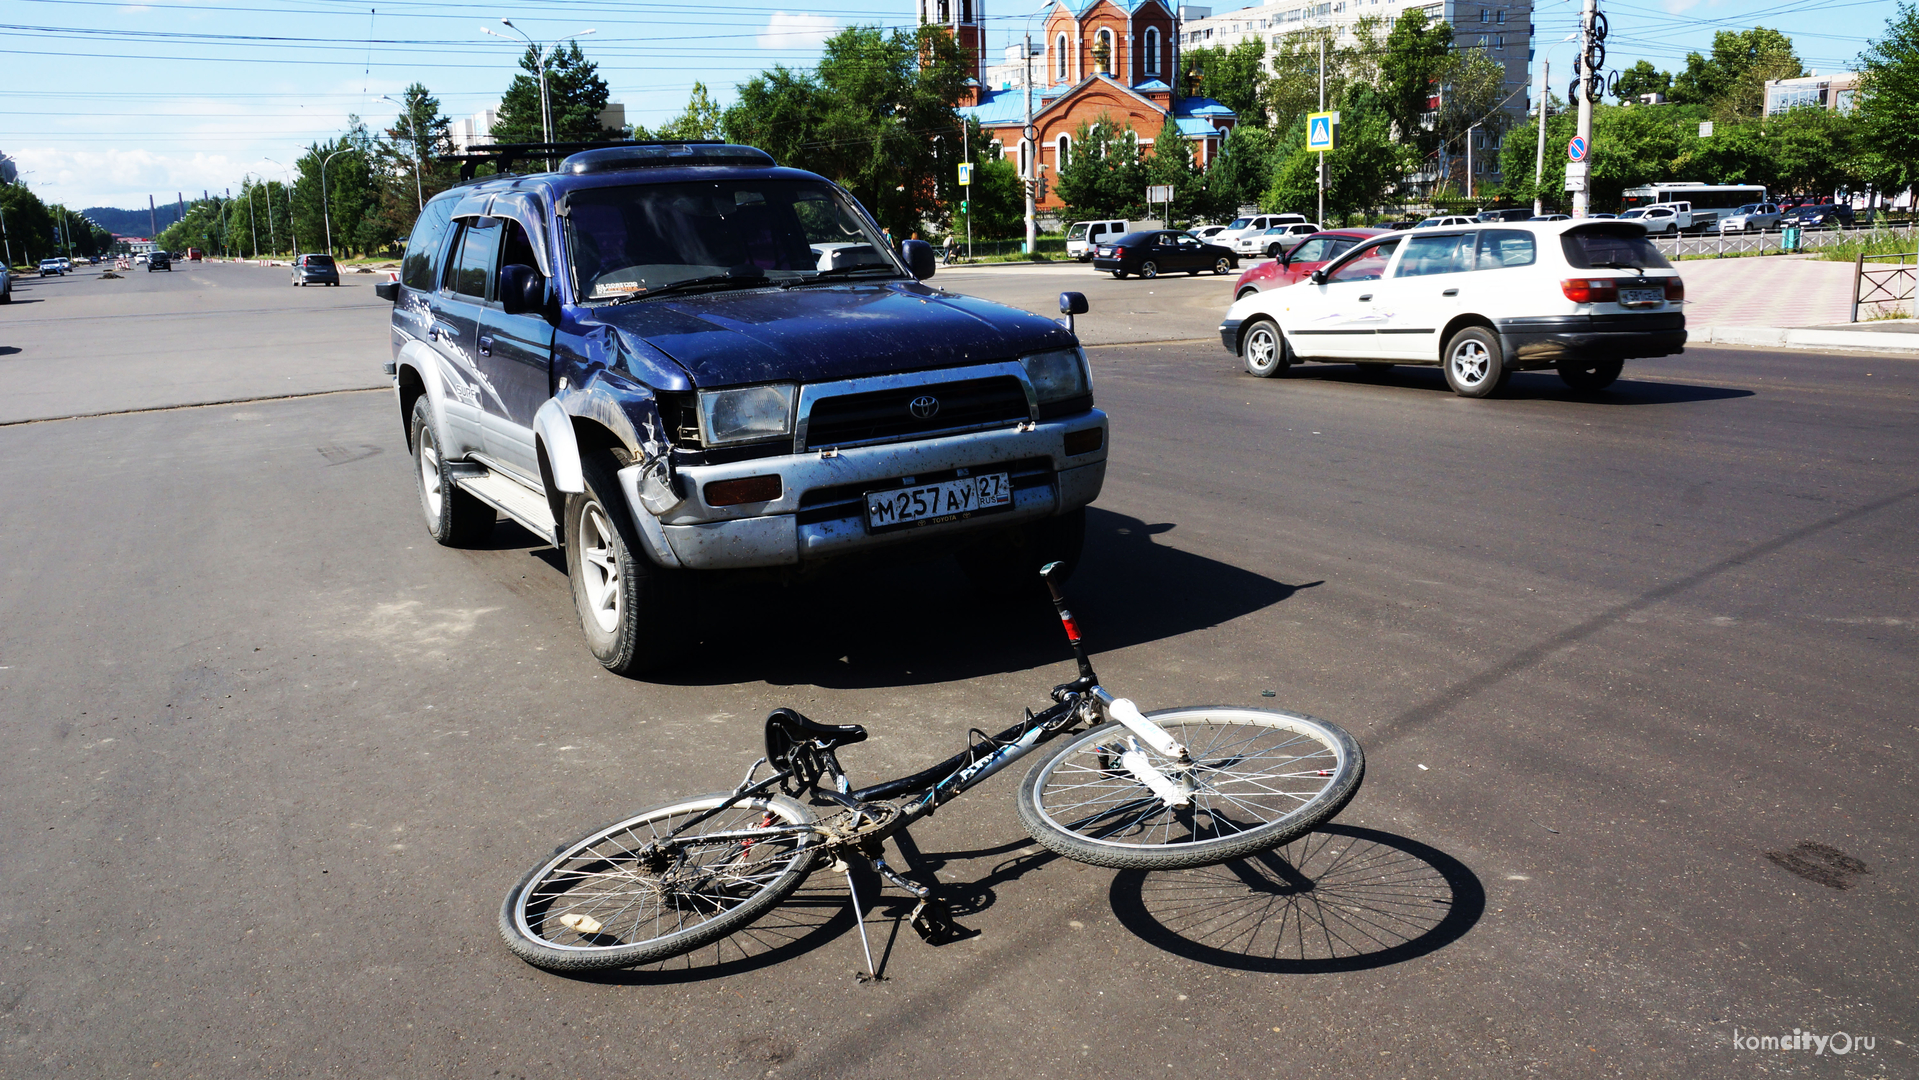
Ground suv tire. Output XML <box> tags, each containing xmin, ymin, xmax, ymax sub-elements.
<box><xmin>1556</xmin><ymin>356</ymin><xmax>1623</xmax><ymax>392</ymax></box>
<box><xmin>566</xmin><ymin>453</ymin><xmax>683</xmax><ymax>675</ymax></box>
<box><xmin>411</xmin><ymin>397</ymin><xmax>495</xmax><ymax>546</ymax></box>
<box><xmin>958</xmin><ymin>508</ymin><xmax>1086</xmax><ymax>597</ymax></box>
<box><xmin>1443</xmin><ymin>327</ymin><xmax>1505</xmax><ymax>398</ymax></box>
<box><xmin>1242</xmin><ymin>318</ymin><xmax>1292</xmax><ymax>378</ymax></box>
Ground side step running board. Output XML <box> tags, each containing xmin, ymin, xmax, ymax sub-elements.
<box><xmin>454</xmin><ymin>468</ymin><xmax>557</xmax><ymax>546</ymax></box>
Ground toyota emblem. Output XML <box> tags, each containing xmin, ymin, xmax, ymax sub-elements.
<box><xmin>909</xmin><ymin>395</ymin><xmax>940</xmax><ymax>420</ymax></box>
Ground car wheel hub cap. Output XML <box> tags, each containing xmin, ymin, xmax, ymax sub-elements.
<box><xmin>1452</xmin><ymin>342</ymin><xmax>1490</xmax><ymax>384</ymax></box>
<box><xmin>581</xmin><ymin>503</ymin><xmax>622</xmax><ymax>634</ymax></box>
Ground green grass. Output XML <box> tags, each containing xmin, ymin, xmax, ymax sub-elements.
<box><xmin>1816</xmin><ymin>228</ymin><xmax>1919</xmax><ymax>263</ymax></box>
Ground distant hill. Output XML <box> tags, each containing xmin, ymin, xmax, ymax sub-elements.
<box><xmin>84</xmin><ymin>204</ymin><xmax>184</xmax><ymax>237</ymax></box>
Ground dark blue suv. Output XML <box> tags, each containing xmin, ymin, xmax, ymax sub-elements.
<box><xmin>377</xmin><ymin>142</ymin><xmax>1108</xmax><ymax>674</ymax></box>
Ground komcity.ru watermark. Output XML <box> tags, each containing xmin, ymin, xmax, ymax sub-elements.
<box><xmin>1732</xmin><ymin>1029</ymin><xmax>1875</xmax><ymax>1055</ymax></box>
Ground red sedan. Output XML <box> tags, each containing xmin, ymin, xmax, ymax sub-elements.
<box><xmin>1230</xmin><ymin>228</ymin><xmax>1391</xmax><ymax>300</ymax></box>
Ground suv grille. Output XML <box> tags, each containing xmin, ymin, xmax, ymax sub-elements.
<box><xmin>802</xmin><ymin>376</ymin><xmax>1029</xmax><ymax>451</ymax></box>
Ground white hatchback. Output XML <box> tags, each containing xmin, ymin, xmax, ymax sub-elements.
<box><xmin>1219</xmin><ymin>220</ymin><xmax>1687</xmax><ymax>396</ymax></box>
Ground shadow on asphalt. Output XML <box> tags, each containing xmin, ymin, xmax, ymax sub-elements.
<box><xmin>1108</xmin><ymin>824</ymin><xmax>1485</xmax><ymax>974</ymax></box>
<box><xmin>609</xmin><ymin>506</ymin><xmax>1311</xmax><ymax>689</ymax></box>
<box><xmin>1283</xmin><ymin>364</ymin><xmax>1755</xmax><ymax>404</ymax></box>
<box><xmin>0</xmin><ymin>345</ymin><xmax>19</xmax><ymax>355</ymax></box>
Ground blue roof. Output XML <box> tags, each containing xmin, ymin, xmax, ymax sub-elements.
<box><xmin>1132</xmin><ymin>79</ymin><xmax>1171</xmax><ymax>92</ymax></box>
<box><xmin>957</xmin><ymin>87</ymin><xmax>1030</xmax><ymax>127</ymax></box>
<box><xmin>957</xmin><ymin>78</ymin><xmax>1235</xmax><ymax>133</ymax></box>
<box><xmin>1052</xmin><ymin>0</ymin><xmax>1173</xmax><ymax>15</ymax></box>
<box><xmin>1175</xmin><ymin>117</ymin><xmax>1221</xmax><ymax>138</ymax></box>
<box><xmin>1174</xmin><ymin>96</ymin><xmax>1234</xmax><ymax>118</ymax></box>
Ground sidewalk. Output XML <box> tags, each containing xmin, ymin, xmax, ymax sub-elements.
<box><xmin>1680</xmin><ymin>253</ymin><xmax>1918</xmax><ymax>352</ymax></box>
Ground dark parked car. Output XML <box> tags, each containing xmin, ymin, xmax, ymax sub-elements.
<box><xmin>1782</xmin><ymin>203</ymin><xmax>1853</xmax><ymax>229</ymax></box>
<box><xmin>148</xmin><ymin>251</ymin><xmax>172</xmax><ymax>271</ymax></box>
<box><xmin>374</xmin><ymin>141</ymin><xmax>1106</xmax><ymax>675</ymax></box>
<box><xmin>292</xmin><ymin>253</ymin><xmax>340</xmax><ymax>285</ymax></box>
<box><xmin>1230</xmin><ymin>228</ymin><xmax>1390</xmax><ymax>299</ymax></box>
<box><xmin>1475</xmin><ymin>208</ymin><xmax>1534</xmax><ymax>222</ymax></box>
<box><xmin>1091</xmin><ymin>230</ymin><xmax>1236</xmax><ymax>278</ymax></box>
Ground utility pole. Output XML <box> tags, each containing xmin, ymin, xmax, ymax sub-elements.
<box><xmin>962</xmin><ymin>118</ymin><xmax>973</xmax><ymax>262</ymax></box>
<box><xmin>247</xmin><ymin>179</ymin><xmax>260</xmax><ymax>258</ymax></box>
<box><xmin>148</xmin><ymin>195</ymin><xmax>158</xmax><ymax>245</ymax></box>
<box><xmin>1317</xmin><ymin>36</ymin><xmax>1326</xmax><ymax>226</ymax></box>
<box><xmin>1533</xmin><ymin>57</ymin><xmax>1549</xmax><ymax>217</ymax></box>
<box><xmin>1024</xmin><ymin>30</ymin><xmax>1037</xmax><ymax>256</ymax></box>
<box><xmin>1573</xmin><ymin>0</ymin><xmax>1597</xmax><ymax>218</ymax></box>
<box><xmin>1466</xmin><ymin>123</ymin><xmax>1476</xmax><ymax>201</ymax></box>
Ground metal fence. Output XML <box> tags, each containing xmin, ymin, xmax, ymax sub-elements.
<box><xmin>1653</xmin><ymin>224</ymin><xmax>1919</xmax><ymax>259</ymax></box>
<box><xmin>1852</xmin><ymin>252</ymin><xmax>1917</xmax><ymax>321</ymax></box>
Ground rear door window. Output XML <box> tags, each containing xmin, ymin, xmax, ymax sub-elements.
<box><xmin>1395</xmin><ymin>232</ymin><xmax>1477</xmax><ymax>277</ymax></box>
<box><xmin>449</xmin><ymin>219</ymin><xmax>501</xmax><ymax>299</ymax></box>
<box><xmin>1561</xmin><ymin>226</ymin><xmax>1673</xmax><ymax>270</ymax></box>
<box><xmin>1474</xmin><ymin>229</ymin><xmax>1536</xmax><ymax>269</ymax></box>
<box><xmin>1324</xmin><ymin>237</ymin><xmax>1402</xmax><ymax>283</ymax></box>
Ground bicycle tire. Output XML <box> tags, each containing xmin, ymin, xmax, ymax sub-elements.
<box><xmin>499</xmin><ymin>792</ymin><xmax>819</xmax><ymax>971</ymax></box>
<box><xmin>1016</xmin><ymin>706</ymin><xmax>1364</xmax><ymax>870</ymax></box>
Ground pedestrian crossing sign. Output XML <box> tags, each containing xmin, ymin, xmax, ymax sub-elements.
<box><xmin>1307</xmin><ymin>111</ymin><xmax>1339</xmax><ymax>151</ymax></box>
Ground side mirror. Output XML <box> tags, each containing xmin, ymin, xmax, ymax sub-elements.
<box><xmin>1057</xmin><ymin>290</ymin><xmax>1088</xmax><ymax>335</ymax></box>
<box><xmin>901</xmin><ymin>239</ymin><xmax>936</xmax><ymax>280</ymax></box>
<box><xmin>374</xmin><ymin>279</ymin><xmax>401</xmax><ymax>303</ymax></box>
<box><xmin>1279</xmin><ymin>251</ymin><xmax>1292</xmax><ymax>269</ymax></box>
<box><xmin>499</xmin><ymin>263</ymin><xmax>544</xmax><ymax>316</ymax></box>
<box><xmin>1310</xmin><ymin>269</ymin><xmax>1328</xmax><ymax>285</ymax></box>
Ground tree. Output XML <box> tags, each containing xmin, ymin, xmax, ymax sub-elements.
<box><xmin>1264</xmin><ymin>87</ymin><xmax>1405</xmax><ymax>222</ymax></box>
<box><xmin>1668</xmin><ymin>28</ymin><xmax>1802</xmax><ymax>118</ymax></box>
<box><xmin>647</xmin><ymin>82</ymin><xmax>724</xmax><ymax>141</ymax></box>
<box><xmin>1431</xmin><ymin>49</ymin><xmax>1512</xmax><ymax>191</ymax></box>
<box><xmin>1614</xmin><ymin>60</ymin><xmax>1672</xmax><ymax>103</ymax></box>
<box><xmin>1857</xmin><ymin>2</ymin><xmax>1919</xmax><ymax>193</ymax></box>
<box><xmin>491</xmin><ymin>41</ymin><xmax>625</xmax><ymax>145</ymax></box>
<box><xmin>291</xmin><ymin>122</ymin><xmax>389</xmax><ymax>257</ymax></box>
<box><xmin>1180</xmin><ymin>37</ymin><xmax>1269</xmax><ymax>126</ymax></box>
<box><xmin>965</xmin><ymin>156</ymin><xmax>1024</xmax><ymax>238</ymax></box>
<box><xmin>1380</xmin><ymin>9</ymin><xmax>1454</xmax><ymax>159</ymax></box>
<box><xmin>1201</xmin><ymin>123</ymin><xmax>1277</xmax><ymax>218</ymax></box>
<box><xmin>1143</xmin><ymin>116</ymin><xmax>1204</xmax><ymax>220</ymax></box>
<box><xmin>722</xmin><ymin>26</ymin><xmax>969</xmax><ymax>237</ymax></box>
<box><xmin>1053</xmin><ymin>118</ymin><xmax>1148</xmax><ymax>219</ymax></box>
<box><xmin>373</xmin><ymin>84</ymin><xmax>457</xmax><ymax>245</ymax></box>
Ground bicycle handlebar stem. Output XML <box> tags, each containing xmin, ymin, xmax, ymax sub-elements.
<box><xmin>1040</xmin><ymin>561</ymin><xmax>1098</xmax><ymax>684</ymax></box>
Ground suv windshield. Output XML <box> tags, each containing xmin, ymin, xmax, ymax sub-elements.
<box><xmin>564</xmin><ymin>179</ymin><xmax>901</xmax><ymax>301</ymax></box>
<box><xmin>1561</xmin><ymin>225</ymin><xmax>1674</xmax><ymax>270</ymax></box>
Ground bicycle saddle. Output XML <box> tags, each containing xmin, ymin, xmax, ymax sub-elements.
<box><xmin>764</xmin><ymin>708</ymin><xmax>867</xmax><ymax>774</ymax></box>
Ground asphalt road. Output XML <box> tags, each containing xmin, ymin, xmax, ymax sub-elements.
<box><xmin>1</xmin><ymin>263</ymin><xmax>1914</xmax><ymax>1079</ymax></box>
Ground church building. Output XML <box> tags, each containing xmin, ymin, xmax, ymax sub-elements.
<box><xmin>924</xmin><ymin>0</ymin><xmax>1238</xmax><ymax>213</ymax></box>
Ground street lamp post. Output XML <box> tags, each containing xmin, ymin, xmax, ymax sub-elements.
<box><xmin>265</xmin><ymin>158</ymin><xmax>296</xmax><ymax>255</ymax></box>
<box><xmin>319</xmin><ymin>148</ymin><xmax>355</xmax><ymax>257</ymax></box>
<box><xmin>381</xmin><ymin>95</ymin><xmax>426</xmax><ymax>210</ymax></box>
<box><xmin>247</xmin><ymin>179</ymin><xmax>261</xmax><ymax>258</ymax></box>
<box><xmin>483</xmin><ymin>21</ymin><xmax>597</xmax><ymax>171</ymax></box>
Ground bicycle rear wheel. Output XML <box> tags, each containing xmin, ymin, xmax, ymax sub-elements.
<box><xmin>1016</xmin><ymin>706</ymin><xmax>1363</xmax><ymax>870</ymax></box>
<box><xmin>499</xmin><ymin>792</ymin><xmax>819</xmax><ymax>971</ymax></box>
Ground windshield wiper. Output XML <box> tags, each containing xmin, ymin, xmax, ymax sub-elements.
<box><xmin>608</xmin><ymin>269</ymin><xmax>767</xmax><ymax>304</ymax></box>
<box><xmin>780</xmin><ymin>265</ymin><xmax>900</xmax><ymax>289</ymax></box>
<box><xmin>1595</xmin><ymin>260</ymin><xmax>1644</xmax><ymax>274</ymax></box>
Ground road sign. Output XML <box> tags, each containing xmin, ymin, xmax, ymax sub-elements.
<box><xmin>1146</xmin><ymin>184</ymin><xmax>1174</xmax><ymax>203</ymax></box>
<box><xmin>1564</xmin><ymin>160</ymin><xmax>1589</xmax><ymax>193</ymax></box>
<box><xmin>957</xmin><ymin>163</ymin><xmax>973</xmax><ymax>186</ymax></box>
<box><xmin>1307</xmin><ymin>111</ymin><xmax>1339</xmax><ymax>151</ymax></box>
<box><xmin>1567</xmin><ymin>136</ymin><xmax>1588</xmax><ymax>162</ymax></box>
<box><xmin>1698</xmin><ymin>121</ymin><xmax>1714</xmax><ymax>138</ymax></box>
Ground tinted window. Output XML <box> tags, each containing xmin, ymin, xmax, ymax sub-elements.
<box><xmin>402</xmin><ymin>197</ymin><xmax>456</xmax><ymax>291</ymax></box>
<box><xmin>1396</xmin><ymin>232</ymin><xmax>1476</xmax><ymax>277</ymax></box>
<box><xmin>1561</xmin><ymin>226</ymin><xmax>1674</xmax><ymax>270</ymax></box>
<box><xmin>304</xmin><ymin>254</ymin><xmax>336</xmax><ymax>267</ymax></box>
<box><xmin>1324</xmin><ymin>237</ymin><xmax>1401</xmax><ymax>283</ymax></box>
<box><xmin>1474</xmin><ymin>229</ymin><xmax>1536</xmax><ymax>269</ymax></box>
<box><xmin>450</xmin><ymin>218</ymin><xmax>501</xmax><ymax>298</ymax></box>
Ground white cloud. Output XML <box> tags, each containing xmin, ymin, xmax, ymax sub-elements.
<box><xmin>758</xmin><ymin>11</ymin><xmax>839</xmax><ymax>50</ymax></box>
<box><xmin>10</xmin><ymin>148</ymin><xmax>289</xmax><ymax>212</ymax></box>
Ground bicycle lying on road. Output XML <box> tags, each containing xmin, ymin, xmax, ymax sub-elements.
<box><xmin>499</xmin><ymin>564</ymin><xmax>1366</xmax><ymax>975</ymax></box>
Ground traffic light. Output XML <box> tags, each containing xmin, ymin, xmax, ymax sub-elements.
<box><xmin>1036</xmin><ymin>177</ymin><xmax>1048</xmax><ymax>201</ymax></box>
<box><xmin>960</xmin><ymin>200</ymin><xmax>969</xmax><ymax>214</ymax></box>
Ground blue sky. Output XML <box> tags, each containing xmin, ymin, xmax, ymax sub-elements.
<box><xmin>1</xmin><ymin>0</ymin><xmax>1904</xmax><ymax>211</ymax></box>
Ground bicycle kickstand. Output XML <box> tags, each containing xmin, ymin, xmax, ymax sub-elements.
<box><xmin>839</xmin><ymin>856</ymin><xmax>884</xmax><ymax>983</ymax></box>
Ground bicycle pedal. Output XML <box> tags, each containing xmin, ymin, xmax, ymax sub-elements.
<box><xmin>909</xmin><ymin>899</ymin><xmax>978</xmax><ymax>946</ymax></box>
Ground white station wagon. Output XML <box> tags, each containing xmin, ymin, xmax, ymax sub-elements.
<box><xmin>1218</xmin><ymin>220</ymin><xmax>1686</xmax><ymax>396</ymax></box>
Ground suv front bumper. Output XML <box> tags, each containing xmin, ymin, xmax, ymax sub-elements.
<box><xmin>618</xmin><ymin>411</ymin><xmax>1109</xmax><ymax>571</ymax></box>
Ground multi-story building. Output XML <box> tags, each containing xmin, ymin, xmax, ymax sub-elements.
<box><xmin>1177</xmin><ymin>0</ymin><xmax>1534</xmax><ymax>190</ymax></box>
<box><xmin>1764</xmin><ymin>71</ymin><xmax>1859</xmax><ymax>116</ymax></box>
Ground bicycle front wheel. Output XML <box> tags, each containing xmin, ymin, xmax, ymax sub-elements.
<box><xmin>1016</xmin><ymin>706</ymin><xmax>1363</xmax><ymax>870</ymax></box>
<box><xmin>499</xmin><ymin>792</ymin><xmax>819</xmax><ymax>971</ymax></box>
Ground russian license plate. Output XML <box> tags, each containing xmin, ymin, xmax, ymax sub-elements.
<box><xmin>866</xmin><ymin>473</ymin><xmax>1011</xmax><ymax>531</ymax></box>
<box><xmin>1620</xmin><ymin>288</ymin><xmax>1665</xmax><ymax>306</ymax></box>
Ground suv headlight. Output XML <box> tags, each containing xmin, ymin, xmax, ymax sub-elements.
<box><xmin>1021</xmin><ymin>347</ymin><xmax>1090</xmax><ymax>404</ymax></box>
<box><xmin>698</xmin><ymin>384</ymin><xmax>795</xmax><ymax>446</ymax></box>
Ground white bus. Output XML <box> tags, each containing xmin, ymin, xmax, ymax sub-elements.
<box><xmin>1620</xmin><ymin>183</ymin><xmax>1768</xmax><ymax>231</ymax></box>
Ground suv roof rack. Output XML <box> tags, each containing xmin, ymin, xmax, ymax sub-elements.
<box><xmin>440</xmin><ymin>139</ymin><xmax>770</xmax><ymax>181</ymax></box>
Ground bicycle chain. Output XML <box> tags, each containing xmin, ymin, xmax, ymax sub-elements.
<box><xmin>812</xmin><ymin>802</ymin><xmax>904</xmax><ymax>848</ymax></box>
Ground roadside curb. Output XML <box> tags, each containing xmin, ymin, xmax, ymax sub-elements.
<box><xmin>1693</xmin><ymin>325</ymin><xmax>1919</xmax><ymax>353</ymax></box>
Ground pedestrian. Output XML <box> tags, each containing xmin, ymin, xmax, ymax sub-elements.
<box><xmin>883</xmin><ymin>227</ymin><xmax>894</xmax><ymax>251</ymax></box>
<box><xmin>942</xmin><ymin>233</ymin><xmax>957</xmax><ymax>265</ymax></box>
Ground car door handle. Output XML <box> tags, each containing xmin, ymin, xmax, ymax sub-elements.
<box><xmin>478</xmin><ymin>334</ymin><xmax>494</xmax><ymax>356</ymax></box>
<box><xmin>1442</xmin><ymin>288</ymin><xmax>1459</xmax><ymax>296</ymax></box>
<box><xmin>1358</xmin><ymin>293</ymin><xmax>1373</xmax><ymax>302</ymax></box>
